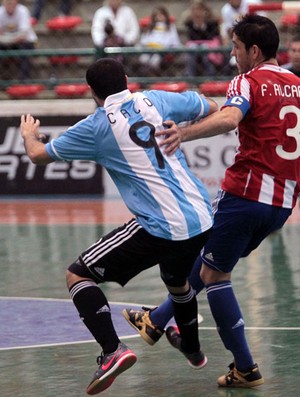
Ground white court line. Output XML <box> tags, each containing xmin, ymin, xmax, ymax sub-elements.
<box><xmin>1</xmin><ymin>296</ymin><xmax>299</xmax><ymax>351</ymax></box>
<box><xmin>0</xmin><ymin>335</ymin><xmax>139</xmax><ymax>351</ymax></box>
<box><xmin>0</xmin><ymin>296</ymin><xmax>152</xmax><ymax>307</ymax></box>
<box><xmin>1</xmin><ymin>327</ymin><xmax>300</xmax><ymax>352</ymax></box>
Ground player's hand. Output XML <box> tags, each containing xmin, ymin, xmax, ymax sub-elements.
<box><xmin>155</xmin><ymin>120</ymin><xmax>182</xmax><ymax>156</ymax></box>
<box><xmin>20</xmin><ymin>114</ymin><xmax>46</xmax><ymax>142</ymax></box>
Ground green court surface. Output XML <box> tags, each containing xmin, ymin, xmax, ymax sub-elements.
<box><xmin>1</xmin><ymin>199</ymin><xmax>300</xmax><ymax>397</ymax></box>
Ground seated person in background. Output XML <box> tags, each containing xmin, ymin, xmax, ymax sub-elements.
<box><xmin>0</xmin><ymin>0</ymin><xmax>37</xmax><ymax>80</ymax></box>
<box><xmin>184</xmin><ymin>0</ymin><xmax>224</xmax><ymax>76</ymax></box>
<box><xmin>221</xmin><ymin>0</ymin><xmax>262</xmax><ymax>45</ymax></box>
<box><xmin>281</xmin><ymin>34</ymin><xmax>300</xmax><ymax>77</ymax></box>
<box><xmin>31</xmin><ymin>0</ymin><xmax>73</xmax><ymax>23</ymax></box>
<box><xmin>139</xmin><ymin>6</ymin><xmax>181</xmax><ymax>75</ymax></box>
<box><xmin>91</xmin><ymin>0</ymin><xmax>140</xmax><ymax>57</ymax></box>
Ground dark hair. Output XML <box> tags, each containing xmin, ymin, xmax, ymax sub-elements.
<box><xmin>86</xmin><ymin>58</ymin><xmax>127</xmax><ymax>99</ymax></box>
<box><xmin>148</xmin><ymin>6</ymin><xmax>171</xmax><ymax>31</ymax></box>
<box><xmin>232</xmin><ymin>14</ymin><xmax>279</xmax><ymax>59</ymax></box>
<box><xmin>289</xmin><ymin>34</ymin><xmax>300</xmax><ymax>44</ymax></box>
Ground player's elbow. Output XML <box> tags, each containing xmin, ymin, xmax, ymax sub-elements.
<box><xmin>27</xmin><ymin>149</ymin><xmax>53</xmax><ymax>165</ymax></box>
<box><xmin>28</xmin><ymin>153</ymin><xmax>44</xmax><ymax>165</ymax></box>
<box><xmin>222</xmin><ymin>115</ymin><xmax>239</xmax><ymax>132</ymax></box>
<box><xmin>208</xmin><ymin>99</ymin><xmax>219</xmax><ymax>115</ymax></box>
<box><xmin>221</xmin><ymin>107</ymin><xmax>242</xmax><ymax>132</ymax></box>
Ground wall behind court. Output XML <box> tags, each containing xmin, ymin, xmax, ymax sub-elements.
<box><xmin>0</xmin><ymin>97</ymin><xmax>236</xmax><ymax>197</ymax></box>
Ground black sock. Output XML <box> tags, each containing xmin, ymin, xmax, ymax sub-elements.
<box><xmin>69</xmin><ymin>280</ymin><xmax>119</xmax><ymax>354</ymax></box>
<box><xmin>170</xmin><ymin>287</ymin><xmax>200</xmax><ymax>353</ymax></box>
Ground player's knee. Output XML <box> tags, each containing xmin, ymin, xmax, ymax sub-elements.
<box><xmin>66</xmin><ymin>259</ymin><xmax>93</xmax><ymax>288</ymax></box>
<box><xmin>200</xmin><ymin>263</ymin><xmax>230</xmax><ymax>285</ymax></box>
<box><xmin>66</xmin><ymin>269</ymin><xmax>78</xmax><ymax>288</ymax></box>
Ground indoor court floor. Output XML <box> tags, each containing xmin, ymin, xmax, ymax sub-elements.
<box><xmin>1</xmin><ymin>197</ymin><xmax>300</xmax><ymax>397</ymax></box>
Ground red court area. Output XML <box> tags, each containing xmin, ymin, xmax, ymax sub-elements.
<box><xmin>1</xmin><ymin>198</ymin><xmax>300</xmax><ymax>224</ymax></box>
<box><xmin>0</xmin><ymin>199</ymin><xmax>132</xmax><ymax>225</ymax></box>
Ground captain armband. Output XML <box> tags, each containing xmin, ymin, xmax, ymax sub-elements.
<box><xmin>224</xmin><ymin>96</ymin><xmax>250</xmax><ymax>117</ymax></box>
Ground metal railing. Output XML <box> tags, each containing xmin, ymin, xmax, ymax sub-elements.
<box><xmin>0</xmin><ymin>45</ymin><xmax>288</xmax><ymax>92</ymax></box>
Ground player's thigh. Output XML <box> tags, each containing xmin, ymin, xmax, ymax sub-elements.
<box><xmin>160</xmin><ymin>229</ymin><xmax>211</xmax><ymax>287</ymax></box>
<box><xmin>72</xmin><ymin>219</ymin><xmax>162</xmax><ymax>286</ymax></box>
<box><xmin>202</xmin><ymin>194</ymin><xmax>292</xmax><ymax>272</ymax></box>
<box><xmin>243</xmin><ymin>203</ymin><xmax>292</xmax><ymax>256</ymax></box>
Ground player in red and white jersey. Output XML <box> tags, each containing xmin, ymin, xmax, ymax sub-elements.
<box><xmin>124</xmin><ymin>14</ymin><xmax>300</xmax><ymax>389</ymax></box>
<box><xmin>225</xmin><ymin>64</ymin><xmax>300</xmax><ymax>207</ymax></box>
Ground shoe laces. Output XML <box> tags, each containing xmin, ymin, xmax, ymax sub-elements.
<box><xmin>96</xmin><ymin>353</ymin><xmax>105</xmax><ymax>366</ymax></box>
<box><xmin>141</xmin><ymin>306</ymin><xmax>156</xmax><ymax>313</ymax></box>
<box><xmin>225</xmin><ymin>362</ymin><xmax>237</xmax><ymax>383</ymax></box>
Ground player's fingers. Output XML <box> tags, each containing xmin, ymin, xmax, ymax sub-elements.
<box><xmin>156</xmin><ymin>120</ymin><xmax>176</xmax><ymax>137</ymax></box>
<box><xmin>163</xmin><ymin>119</ymin><xmax>176</xmax><ymax>129</ymax></box>
<box><xmin>163</xmin><ymin>141</ymin><xmax>178</xmax><ymax>156</ymax></box>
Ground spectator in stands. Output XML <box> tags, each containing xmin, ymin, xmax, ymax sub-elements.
<box><xmin>31</xmin><ymin>0</ymin><xmax>73</xmax><ymax>23</ymax></box>
<box><xmin>139</xmin><ymin>6</ymin><xmax>181</xmax><ymax>75</ymax></box>
<box><xmin>281</xmin><ymin>35</ymin><xmax>300</xmax><ymax>77</ymax></box>
<box><xmin>221</xmin><ymin>0</ymin><xmax>262</xmax><ymax>45</ymax></box>
<box><xmin>183</xmin><ymin>0</ymin><xmax>224</xmax><ymax>77</ymax></box>
<box><xmin>0</xmin><ymin>0</ymin><xmax>37</xmax><ymax>80</ymax></box>
<box><xmin>91</xmin><ymin>0</ymin><xmax>140</xmax><ymax>56</ymax></box>
<box><xmin>220</xmin><ymin>0</ymin><xmax>262</xmax><ymax>70</ymax></box>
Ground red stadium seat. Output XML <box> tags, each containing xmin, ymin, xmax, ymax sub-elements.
<box><xmin>199</xmin><ymin>81</ymin><xmax>229</xmax><ymax>96</ymax></box>
<box><xmin>30</xmin><ymin>17</ymin><xmax>38</xmax><ymax>26</ymax></box>
<box><xmin>127</xmin><ymin>82</ymin><xmax>141</xmax><ymax>92</ymax></box>
<box><xmin>149</xmin><ymin>82</ymin><xmax>188</xmax><ymax>92</ymax></box>
<box><xmin>139</xmin><ymin>16</ymin><xmax>151</xmax><ymax>29</ymax></box>
<box><xmin>280</xmin><ymin>14</ymin><xmax>299</xmax><ymax>27</ymax></box>
<box><xmin>46</xmin><ymin>15</ymin><xmax>82</xmax><ymax>31</ymax></box>
<box><xmin>6</xmin><ymin>84</ymin><xmax>45</xmax><ymax>98</ymax></box>
<box><xmin>54</xmin><ymin>83</ymin><xmax>90</xmax><ymax>98</ymax></box>
<box><xmin>139</xmin><ymin>15</ymin><xmax>176</xmax><ymax>29</ymax></box>
<box><xmin>50</xmin><ymin>55</ymin><xmax>79</xmax><ymax>65</ymax></box>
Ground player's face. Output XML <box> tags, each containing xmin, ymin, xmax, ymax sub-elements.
<box><xmin>288</xmin><ymin>41</ymin><xmax>300</xmax><ymax>70</ymax></box>
<box><xmin>231</xmin><ymin>33</ymin><xmax>253</xmax><ymax>74</ymax></box>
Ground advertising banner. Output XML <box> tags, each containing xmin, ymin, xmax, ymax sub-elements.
<box><xmin>0</xmin><ymin>115</ymin><xmax>103</xmax><ymax>195</ymax></box>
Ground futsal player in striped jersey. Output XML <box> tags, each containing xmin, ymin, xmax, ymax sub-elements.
<box><xmin>124</xmin><ymin>14</ymin><xmax>300</xmax><ymax>388</ymax></box>
<box><xmin>19</xmin><ymin>58</ymin><xmax>218</xmax><ymax>395</ymax></box>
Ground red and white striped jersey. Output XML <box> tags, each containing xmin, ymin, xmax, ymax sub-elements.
<box><xmin>222</xmin><ymin>64</ymin><xmax>300</xmax><ymax>208</ymax></box>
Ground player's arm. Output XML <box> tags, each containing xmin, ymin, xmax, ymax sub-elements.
<box><xmin>159</xmin><ymin>105</ymin><xmax>243</xmax><ymax>155</ymax></box>
<box><xmin>182</xmin><ymin>105</ymin><xmax>242</xmax><ymax>141</ymax></box>
<box><xmin>206</xmin><ymin>97</ymin><xmax>219</xmax><ymax>116</ymax></box>
<box><xmin>20</xmin><ymin>114</ymin><xmax>54</xmax><ymax>165</ymax></box>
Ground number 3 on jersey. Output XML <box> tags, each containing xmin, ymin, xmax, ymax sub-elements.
<box><xmin>276</xmin><ymin>105</ymin><xmax>300</xmax><ymax>160</ymax></box>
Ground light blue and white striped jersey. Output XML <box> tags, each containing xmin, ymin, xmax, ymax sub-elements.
<box><xmin>46</xmin><ymin>89</ymin><xmax>213</xmax><ymax>240</ymax></box>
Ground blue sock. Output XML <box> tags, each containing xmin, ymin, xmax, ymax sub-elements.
<box><xmin>151</xmin><ymin>255</ymin><xmax>205</xmax><ymax>329</ymax></box>
<box><xmin>206</xmin><ymin>281</ymin><xmax>254</xmax><ymax>372</ymax></box>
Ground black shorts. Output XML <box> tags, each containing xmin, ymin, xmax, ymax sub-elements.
<box><xmin>69</xmin><ymin>218</ymin><xmax>211</xmax><ymax>287</ymax></box>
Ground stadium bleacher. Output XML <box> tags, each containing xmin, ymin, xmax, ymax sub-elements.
<box><xmin>0</xmin><ymin>0</ymin><xmax>294</xmax><ymax>99</ymax></box>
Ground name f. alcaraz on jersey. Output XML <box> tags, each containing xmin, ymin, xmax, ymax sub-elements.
<box><xmin>222</xmin><ymin>64</ymin><xmax>300</xmax><ymax>209</ymax></box>
<box><xmin>45</xmin><ymin>89</ymin><xmax>213</xmax><ymax>240</ymax></box>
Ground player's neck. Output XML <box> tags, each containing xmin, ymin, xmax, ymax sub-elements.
<box><xmin>253</xmin><ymin>58</ymin><xmax>277</xmax><ymax>68</ymax></box>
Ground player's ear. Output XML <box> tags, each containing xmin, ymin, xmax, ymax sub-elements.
<box><xmin>251</xmin><ymin>44</ymin><xmax>261</xmax><ymax>60</ymax></box>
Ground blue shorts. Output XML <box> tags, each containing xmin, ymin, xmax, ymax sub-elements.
<box><xmin>201</xmin><ymin>190</ymin><xmax>292</xmax><ymax>273</ymax></box>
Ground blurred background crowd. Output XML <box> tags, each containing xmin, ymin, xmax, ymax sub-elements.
<box><xmin>0</xmin><ymin>0</ymin><xmax>299</xmax><ymax>98</ymax></box>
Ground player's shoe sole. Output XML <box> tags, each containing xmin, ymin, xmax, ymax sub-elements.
<box><xmin>218</xmin><ymin>362</ymin><xmax>264</xmax><ymax>388</ymax></box>
<box><xmin>166</xmin><ymin>325</ymin><xmax>207</xmax><ymax>369</ymax></box>
<box><xmin>86</xmin><ymin>342</ymin><xmax>137</xmax><ymax>395</ymax></box>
